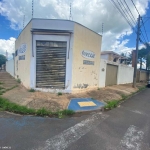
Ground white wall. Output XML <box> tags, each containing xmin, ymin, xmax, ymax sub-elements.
<box><xmin>117</xmin><ymin>64</ymin><xmax>134</xmax><ymax>84</ymax></box>
<box><xmin>6</xmin><ymin>59</ymin><xmax>15</xmax><ymax>77</ymax></box>
<box><xmin>99</xmin><ymin>59</ymin><xmax>107</xmax><ymax>87</ymax></box>
<box><xmin>32</xmin><ymin>19</ymin><xmax>74</xmax><ymax>31</ymax></box>
<box><xmin>99</xmin><ymin>59</ymin><xmax>134</xmax><ymax>87</ymax></box>
<box><xmin>101</xmin><ymin>54</ymin><xmax>108</xmax><ymax>60</ymax></box>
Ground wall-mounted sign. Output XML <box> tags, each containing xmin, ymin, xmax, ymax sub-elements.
<box><xmin>19</xmin><ymin>55</ymin><xmax>25</xmax><ymax>60</ymax></box>
<box><xmin>81</xmin><ymin>50</ymin><xmax>95</xmax><ymax>59</ymax></box>
<box><xmin>83</xmin><ymin>60</ymin><xmax>94</xmax><ymax>65</ymax></box>
<box><xmin>18</xmin><ymin>44</ymin><xmax>26</xmax><ymax>55</ymax></box>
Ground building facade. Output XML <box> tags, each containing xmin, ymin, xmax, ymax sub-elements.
<box><xmin>14</xmin><ymin>19</ymin><xmax>102</xmax><ymax>93</ymax></box>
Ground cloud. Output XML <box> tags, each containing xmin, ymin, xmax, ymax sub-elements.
<box><xmin>0</xmin><ymin>0</ymin><xmax>149</xmax><ymax>54</ymax></box>
<box><xmin>0</xmin><ymin>37</ymin><xmax>16</xmax><ymax>59</ymax></box>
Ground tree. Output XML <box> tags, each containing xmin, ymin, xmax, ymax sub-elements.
<box><xmin>120</xmin><ymin>52</ymin><xmax>132</xmax><ymax>65</ymax></box>
<box><xmin>138</xmin><ymin>43</ymin><xmax>150</xmax><ymax>70</ymax></box>
<box><xmin>0</xmin><ymin>54</ymin><xmax>7</xmax><ymax>67</ymax></box>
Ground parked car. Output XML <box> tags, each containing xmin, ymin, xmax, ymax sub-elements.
<box><xmin>147</xmin><ymin>80</ymin><xmax>150</xmax><ymax>88</ymax></box>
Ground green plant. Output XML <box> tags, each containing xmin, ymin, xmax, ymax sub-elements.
<box><xmin>28</xmin><ymin>88</ymin><xmax>35</xmax><ymax>92</ymax></box>
<box><xmin>121</xmin><ymin>94</ymin><xmax>128</xmax><ymax>100</ymax></box>
<box><xmin>0</xmin><ymin>82</ymin><xmax>3</xmax><ymax>85</ymax></box>
<box><xmin>58</xmin><ymin>111</ymin><xmax>63</xmax><ymax>118</ymax></box>
<box><xmin>0</xmin><ymin>97</ymin><xmax>74</xmax><ymax>118</ymax></box>
<box><xmin>36</xmin><ymin>108</ymin><xmax>50</xmax><ymax>116</ymax></box>
<box><xmin>61</xmin><ymin>109</ymin><xmax>74</xmax><ymax>116</ymax></box>
<box><xmin>138</xmin><ymin>86</ymin><xmax>146</xmax><ymax>91</ymax></box>
<box><xmin>0</xmin><ymin>97</ymin><xmax>35</xmax><ymax>114</ymax></box>
<box><xmin>0</xmin><ymin>86</ymin><xmax>4</xmax><ymax>90</ymax></box>
<box><xmin>97</xmin><ymin>88</ymin><xmax>100</xmax><ymax>90</ymax></box>
<box><xmin>57</xmin><ymin>92</ymin><xmax>62</xmax><ymax>96</ymax></box>
<box><xmin>104</xmin><ymin>100</ymin><xmax>119</xmax><ymax>110</ymax></box>
<box><xmin>5</xmin><ymin>85</ymin><xmax>18</xmax><ymax>91</ymax></box>
<box><xmin>17</xmin><ymin>78</ymin><xmax>21</xmax><ymax>83</ymax></box>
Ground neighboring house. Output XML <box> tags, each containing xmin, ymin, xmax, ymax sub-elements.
<box><xmin>101</xmin><ymin>51</ymin><xmax>127</xmax><ymax>64</ymax></box>
<box><xmin>12</xmin><ymin>18</ymin><xmax>102</xmax><ymax>93</ymax></box>
<box><xmin>99</xmin><ymin>51</ymin><xmax>134</xmax><ymax>87</ymax></box>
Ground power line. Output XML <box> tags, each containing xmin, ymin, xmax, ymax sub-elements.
<box><xmin>141</xmin><ymin>18</ymin><xmax>149</xmax><ymax>42</ymax></box>
<box><xmin>130</xmin><ymin>0</ymin><xmax>149</xmax><ymax>43</ymax></box>
<box><xmin>123</xmin><ymin>0</ymin><xmax>137</xmax><ymax>24</ymax></box>
<box><xmin>109</xmin><ymin>0</ymin><xmax>134</xmax><ymax>29</ymax></box>
<box><xmin>119</xmin><ymin>0</ymin><xmax>136</xmax><ymax>26</ymax></box>
<box><xmin>130</xmin><ymin>0</ymin><xmax>140</xmax><ymax>16</ymax></box>
<box><xmin>117</xmin><ymin>0</ymin><xmax>135</xmax><ymax>27</ymax></box>
<box><xmin>141</xmin><ymin>31</ymin><xmax>147</xmax><ymax>43</ymax></box>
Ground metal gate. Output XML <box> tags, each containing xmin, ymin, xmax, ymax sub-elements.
<box><xmin>105</xmin><ymin>64</ymin><xmax>118</xmax><ymax>86</ymax></box>
<box><xmin>36</xmin><ymin>41</ymin><xmax>67</xmax><ymax>89</ymax></box>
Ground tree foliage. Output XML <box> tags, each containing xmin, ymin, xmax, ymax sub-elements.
<box><xmin>138</xmin><ymin>43</ymin><xmax>150</xmax><ymax>70</ymax></box>
<box><xmin>0</xmin><ymin>54</ymin><xmax>7</xmax><ymax>67</ymax></box>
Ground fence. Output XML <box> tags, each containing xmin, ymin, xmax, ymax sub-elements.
<box><xmin>99</xmin><ymin>59</ymin><xmax>134</xmax><ymax>87</ymax></box>
<box><xmin>136</xmin><ymin>70</ymin><xmax>149</xmax><ymax>82</ymax></box>
<box><xmin>6</xmin><ymin>59</ymin><xmax>15</xmax><ymax>77</ymax></box>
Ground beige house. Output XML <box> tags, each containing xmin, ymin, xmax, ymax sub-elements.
<box><xmin>101</xmin><ymin>51</ymin><xmax>127</xmax><ymax>64</ymax></box>
<box><xmin>14</xmin><ymin>18</ymin><xmax>102</xmax><ymax>93</ymax></box>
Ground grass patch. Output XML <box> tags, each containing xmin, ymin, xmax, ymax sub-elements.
<box><xmin>16</xmin><ymin>78</ymin><xmax>21</xmax><ymax>83</ymax></box>
<box><xmin>57</xmin><ymin>92</ymin><xmax>62</xmax><ymax>96</ymax></box>
<box><xmin>121</xmin><ymin>94</ymin><xmax>129</xmax><ymax>100</ymax></box>
<box><xmin>104</xmin><ymin>85</ymin><xmax>147</xmax><ymax>111</ymax></box>
<box><xmin>6</xmin><ymin>85</ymin><xmax>18</xmax><ymax>92</ymax></box>
<box><xmin>28</xmin><ymin>88</ymin><xmax>35</xmax><ymax>92</ymax></box>
<box><xmin>0</xmin><ymin>82</ymin><xmax>4</xmax><ymax>85</ymax></box>
<box><xmin>138</xmin><ymin>86</ymin><xmax>146</xmax><ymax>91</ymax></box>
<box><xmin>0</xmin><ymin>86</ymin><xmax>5</xmax><ymax>90</ymax></box>
<box><xmin>104</xmin><ymin>100</ymin><xmax>119</xmax><ymax>110</ymax></box>
<box><xmin>0</xmin><ymin>97</ymin><xmax>74</xmax><ymax>118</ymax></box>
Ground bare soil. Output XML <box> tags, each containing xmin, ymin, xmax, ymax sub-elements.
<box><xmin>1</xmin><ymin>82</ymin><xmax>146</xmax><ymax>112</ymax></box>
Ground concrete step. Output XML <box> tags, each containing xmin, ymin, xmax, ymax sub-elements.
<box><xmin>0</xmin><ymin>72</ymin><xmax>18</xmax><ymax>88</ymax></box>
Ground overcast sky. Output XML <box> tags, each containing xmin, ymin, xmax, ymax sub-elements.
<box><xmin>0</xmin><ymin>0</ymin><xmax>150</xmax><ymax>59</ymax></box>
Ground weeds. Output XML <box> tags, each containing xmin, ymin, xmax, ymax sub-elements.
<box><xmin>0</xmin><ymin>82</ymin><xmax>3</xmax><ymax>85</ymax></box>
<box><xmin>105</xmin><ymin>85</ymin><xmax>147</xmax><ymax>111</ymax></box>
<box><xmin>57</xmin><ymin>92</ymin><xmax>62</xmax><ymax>96</ymax></box>
<box><xmin>0</xmin><ymin>86</ymin><xmax>4</xmax><ymax>90</ymax></box>
<box><xmin>138</xmin><ymin>86</ymin><xmax>146</xmax><ymax>91</ymax></box>
<box><xmin>28</xmin><ymin>89</ymin><xmax>35</xmax><ymax>92</ymax></box>
<box><xmin>6</xmin><ymin>85</ymin><xmax>18</xmax><ymax>91</ymax></box>
<box><xmin>121</xmin><ymin>94</ymin><xmax>128</xmax><ymax>100</ymax></box>
<box><xmin>16</xmin><ymin>78</ymin><xmax>21</xmax><ymax>83</ymax></box>
<box><xmin>0</xmin><ymin>97</ymin><xmax>74</xmax><ymax>118</ymax></box>
<box><xmin>104</xmin><ymin>100</ymin><xmax>119</xmax><ymax>110</ymax></box>
<box><xmin>97</xmin><ymin>88</ymin><xmax>100</xmax><ymax>90</ymax></box>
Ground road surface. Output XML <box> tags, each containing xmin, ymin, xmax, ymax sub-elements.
<box><xmin>0</xmin><ymin>88</ymin><xmax>150</xmax><ymax>150</ymax></box>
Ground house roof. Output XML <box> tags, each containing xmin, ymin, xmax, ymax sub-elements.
<box><xmin>17</xmin><ymin>18</ymin><xmax>102</xmax><ymax>40</ymax></box>
<box><xmin>101</xmin><ymin>51</ymin><xmax>127</xmax><ymax>59</ymax></box>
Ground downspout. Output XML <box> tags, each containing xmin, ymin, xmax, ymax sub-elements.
<box><xmin>68</xmin><ymin>33</ymin><xmax>71</xmax><ymax>59</ymax></box>
<box><xmin>32</xmin><ymin>32</ymin><xmax>34</xmax><ymax>57</ymax></box>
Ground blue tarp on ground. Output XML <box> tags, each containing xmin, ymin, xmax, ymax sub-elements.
<box><xmin>68</xmin><ymin>98</ymin><xmax>106</xmax><ymax>112</ymax></box>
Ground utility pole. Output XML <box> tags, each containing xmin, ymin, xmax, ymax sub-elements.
<box><xmin>133</xmin><ymin>15</ymin><xmax>141</xmax><ymax>88</ymax></box>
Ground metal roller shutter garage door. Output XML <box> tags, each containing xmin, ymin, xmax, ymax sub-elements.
<box><xmin>36</xmin><ymin>41</ymin><xmax>67</xmax><ymax>89</ymax></box>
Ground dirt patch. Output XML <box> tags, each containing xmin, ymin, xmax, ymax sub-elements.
<box><xmin>1</xmin><ymin>83</ymin><xmax>146</xmax><ymax>111</ymax></box>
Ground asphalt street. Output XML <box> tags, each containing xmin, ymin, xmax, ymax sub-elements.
<box><xmin>0</xmin><ymin>88</ymin><xmax>150</xmax><ymax>150</ymax></box>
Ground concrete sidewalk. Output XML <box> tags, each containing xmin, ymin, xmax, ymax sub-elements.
<box><xmin>1</xmin><ymin>80</ymin><xmax>146</xmax><ymax>111</ymax></box>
